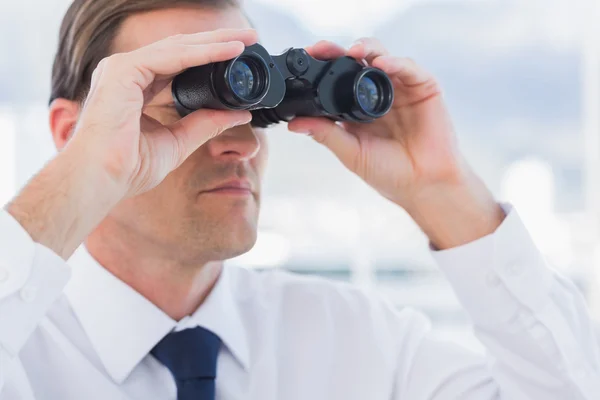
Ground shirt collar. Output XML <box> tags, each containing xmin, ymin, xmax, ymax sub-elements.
<box><xmin>64</xmin><ymin>245</ymin><xmax>250</xmax><ymax>384</ymax></box>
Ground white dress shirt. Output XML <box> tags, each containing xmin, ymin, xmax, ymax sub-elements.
<box><xmin>0</xmin><ymin>206</ymin><xmax>599</xmax><ymax>400</ymax></box>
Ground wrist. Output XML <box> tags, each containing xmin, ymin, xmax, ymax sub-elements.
<box><xmin>6</xmin><ymin>142</ymin><xmax>125</xmax><ymax>259</ymax></box>
<box><xmin>64</xmin><ymin>137</ymin><xmax>131</xmax><ymax>202</ymax></box>
<box><xmin>67</xmin><ymin>125</ymin><xmax>136</xmax><ymax>192</ymax></box>
<box><xmin>402</xmin><ymin>167</ymin><xmax>506</xmax><ymax>250</ymax></box>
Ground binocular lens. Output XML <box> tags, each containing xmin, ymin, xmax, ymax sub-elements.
<box><xmin>224</xmin><ymin>56</ymin><xmax>268</xmax><ymax>104</ymax></box>
<box><xmin>353</xmin><ymin>69</ymin><xmax>394</xmax><ymax>118</ymax></box>
<box><xmin>357</xmin><ymin>76</ymin><xmax>381</xmax><ymax>114</ymax></box>
<box><xmin>229</xmin><ymin>59</ymin><xmax>256</xmax><ymax>100</ymax></box>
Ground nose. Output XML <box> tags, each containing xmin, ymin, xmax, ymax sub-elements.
<box><xmin>205</xmin><ymin>124</ymin><xmax>261</xmax><ymax>161</ymax></box>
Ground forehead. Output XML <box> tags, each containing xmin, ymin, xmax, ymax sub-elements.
<box><xmin>113</xmin><ymin>6</ymin><xmax>251</xmax><ymax>53</ymax></box>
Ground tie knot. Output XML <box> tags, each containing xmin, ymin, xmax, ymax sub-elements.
<box><xmin>151</xmin><ymin>326</ymin><xmax>222</xmax><ymax>380</ymax></box>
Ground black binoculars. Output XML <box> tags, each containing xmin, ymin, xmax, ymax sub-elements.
<box><xmin>172</xmin><ymin>43</ymin><xmax>394</xmax><ymax>128</ymax></box>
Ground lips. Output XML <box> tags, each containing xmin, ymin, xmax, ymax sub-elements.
<box><xmin>201</xmin><ymin>179</ymin><xmax>253</xmax><ymax>195</ymax></box>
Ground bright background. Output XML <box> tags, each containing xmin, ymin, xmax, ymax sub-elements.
<box><xmin>2</xmin><ymin>0</ymin><xmax>600</xmax><ymax>349</ymax></box>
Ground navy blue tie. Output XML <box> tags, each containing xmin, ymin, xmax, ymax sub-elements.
<box><xmin>151</xmin><ymin>327</ymin><xmax>222</xmax><ymax>400</ymax></box>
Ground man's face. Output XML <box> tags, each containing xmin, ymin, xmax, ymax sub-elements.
<box><xmin>107</xmin><ymin>6</ymin><xmax>267</xmax><ymax>263</ymax></box>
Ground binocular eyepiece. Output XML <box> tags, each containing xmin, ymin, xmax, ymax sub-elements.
<box><xmin>172</xmin><ymin>43</ymin><xmax>394</xmax><ymax>128</ymax></box>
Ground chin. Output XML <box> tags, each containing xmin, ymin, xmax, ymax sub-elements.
<box><xmin>227</xmin><ymin>238</ymin><xmax>257</xmax><ymax>260</ymax></box>
<box><xmin>208</xmin><ymin>224</ymin><xmax>258</xmax><ymax>262</ymax></box>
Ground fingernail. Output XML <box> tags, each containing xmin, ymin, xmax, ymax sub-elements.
<box><xmin>231</xmin><ymin>120</ymin><xmax>248</xmax><ymax>128</ymax></box>
<box><xmin>234</xmin><ymin>113</ymin><xmax>252</xmax><ymax>126</ymax></box>
<box><xmin>236</xmin><ymin>119</ymin><xmax>251</xmax><ymax>126</ymax></box>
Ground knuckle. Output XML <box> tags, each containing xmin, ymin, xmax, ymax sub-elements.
<box><xmin>149</xmin><ymin>41</ymin><xmax>173</xmax><ymax>58</ymax></box>
<box><xmin>174</xmin><ymin>44</ymin><xmax>193</xmax><ymax>69</ymax></box>
<box><xmin>371</xmin><ymin>37</ymin><xmax>383</xmax><ymax>46</ymax></box>
<box><xmin>101</xmin><ymin>53</ymin><xmax>125</xmax><ymax>71</ymax></box>
<box><xmin>425</xmin><ymin>79</ymin><xmax>442</xmax><ymax>94</ymax></box>
<box><xmin>149</xmin><ymin>43</ymin><xmax>171</xmax><ymax>58</ymax></box>
<box><xmin>95</xmin><ymin>56</ymin><xmax>111</xmax><ymax>75</ymax></box>
<box><xmin>171</xmin><ymin>130</ymin><xmax>186</xmax><ymax>164</ymax></box>
<box><xmin>90</xmin><ymin>62</ymin><xmax>103</xmax><ymax>81</ymax></box>
<box><xmin>311</xmin><ymin>131</ymin><xmax>327</xmax><ymax>145</ymax></box>
<box><xmin>352</xmin><ymin>137</ymin><xmax>370</xmax><ymax>174</ymax></box>
<box><xmin>203</xmin><ymin>47</ymin><xmax>219</xmax><ymax>65</ymax></box>
<box><xmin>204</xmin><ymin>110</ymin><xmax>228</xmax><ymax>137</ymax></box>
<box><xmin>204</xmin><ymin>29</ymin><xmax>225</xmax><ymax>41</ymax></box>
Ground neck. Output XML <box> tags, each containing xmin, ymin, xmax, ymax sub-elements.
<box><xmin>85</xmin><ymin>220</ymin><xmax>222</xmax><ymax>321</ymax></box>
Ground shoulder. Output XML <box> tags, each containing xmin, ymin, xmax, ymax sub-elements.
<box><xmin>228</xmin><ymin>266</ymin><xmax>432</xmax><ymax>378</ymax></box>
<box><xmin>229</xmin><ymin>265</ymin><xmax>373</xmax><ymax>306</ymax></box>
<box><xmin>227</xmin><ymin>265</ymin><xmax>430</xmax><ymax>335</ymax></box>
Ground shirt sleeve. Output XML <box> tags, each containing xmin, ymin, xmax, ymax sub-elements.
<box><xmin>398</xmin><ymin>205</ymin><xmax>600</xmax><ymax>400</ymax></box>
<box><xmin>0</xmin><ymin>210</ymin><xmax>71</xmax><ymax>357</ymax></box>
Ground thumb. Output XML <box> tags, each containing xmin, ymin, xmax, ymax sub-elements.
<box><xmin>288</xmin><ymin>117</ymin><xmax>360</xmax><ymax>170</ymax></box>
<box><xmin>168</xmin><ymin>109</ymin><xmax>252</xmax><ymax>161</ymax></box>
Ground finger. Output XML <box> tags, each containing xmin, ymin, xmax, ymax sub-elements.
<box><xmin>305</xmin><ymin>40</ymin><xmax>347</xmax><ymax>60</ymax></box>
<box><xmin>168</xmin><ymin>109</ymin><xmax>252</xmax><ymax>162</ymax></box>
<box><xmin>372</xmin><ymin>56</ymin><xmax>432</xmax><ymax>86</ymax></box>
<box><xmin>86</xmin><ymin>57</ymin><xmax>107</xmax><ymax>100</ymax></box>
<box><xmin>347</xmin><ymin>37</ymin><xmax>389</xmax><ymax>63</ymax></box>
<box><xmin>288</xmin><ymin>117</ymin><xmax>360</xmax><ymax>170</ymax></box>
<box><xmin>104</xmin><ymin>41</ymin><xmax>246</xmax><ymax>91</ymax></box>
<box><xmin>138</xmin><ymin>40</ymin><xmax>246</xmax><ymax>74</ymax></box>
<box><xmin>166</xmin><ymin>28</ymin><xmax>258</xmax><ymax>47</ymax></box>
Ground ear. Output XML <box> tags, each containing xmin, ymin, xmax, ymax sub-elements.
<box><xmin>49</xmin><ymin>98</ymin><xmax>80</xmax><ymax>151</ymax></box>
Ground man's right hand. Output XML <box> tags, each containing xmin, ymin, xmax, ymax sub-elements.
<box><xmin>6</xmin><ymin>29</ymin><xmax>258</xmax><ymax>259</ymax></box>
<box><xmin>71</xmin><ymin>29</ymin><xmax>257</xmax><ymax>197</ymax></box>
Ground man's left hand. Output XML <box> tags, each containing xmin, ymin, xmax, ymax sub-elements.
<box><xmin>288</xmin><ymin>39</ymin><xmax>505</xmax><ymax>249</ymax></box>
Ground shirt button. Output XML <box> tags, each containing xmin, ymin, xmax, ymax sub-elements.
<box><xmin>20</xmin><ymin>286</ymin><xmax>37</xmax><ymax>303</ymax></box>
<box><xmin>506</xmin><ymin>262</ymin><xmax>524</xmax><ymax>276</ymax></box>
<box><xmin>486</xmin><ymin>272</ymin><xmax>502</xmax><ymax>288</ymax></box>
<box><xmin>0</xmin><ymin>268</ymin><xmax>9</xmax><ymax>283</ymax></box>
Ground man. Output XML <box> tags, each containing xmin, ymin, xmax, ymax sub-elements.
<box><xmin>0</xmin><ymin>0</ymin><xmax>597</xmax><ymax>398</ymax></box>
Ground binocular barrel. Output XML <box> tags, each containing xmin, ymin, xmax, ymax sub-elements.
<box><xmin>172</xmin><ymin>44</ymin><xmax>394</xmax><ymax>128</ymax></box>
